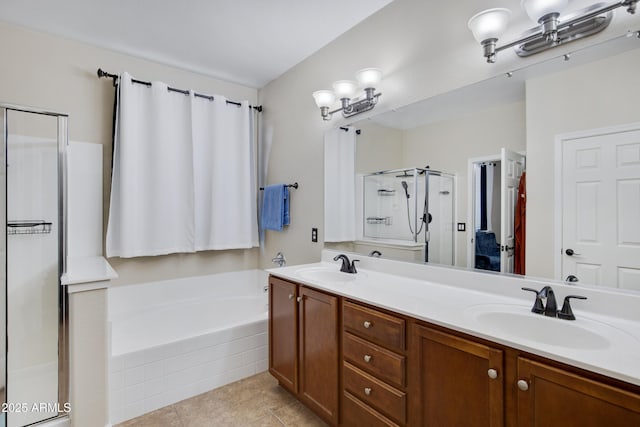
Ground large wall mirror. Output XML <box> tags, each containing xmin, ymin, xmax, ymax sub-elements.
<box><xmin>325</xmin><ymin>31</ymin><xmax>640</xmax><ymax>292</ymax></box>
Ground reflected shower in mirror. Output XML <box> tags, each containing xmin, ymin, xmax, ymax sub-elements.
<box><xmin>324</xmin><ymin>31</ymin><xmax>640</xmax><ymax>291</ymax></box>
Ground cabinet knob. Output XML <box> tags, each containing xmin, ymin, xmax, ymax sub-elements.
<box><xmin>288</xmin><ymin>294</ymin><xmax>294</xmax><ymax>300</ymax></box>
<box><xmin>296</xmin><ymin>296</ymin><xmax>302</xmax><ymax>303</ymax></box>
<box><xmin>487</xmin><ymin>369</ymin><xmax>498</xmax><ymax>379</ymax></box>
<box><xmin>363</xmin><ymin>354</ymin><xmax>372</xmax><ymax>363</ymax></box>
<box><xmin>517</xmin><ymin>379</ymin><xmax>529</xmax><ymax>391</ymax></box>
<box><xmin>364</xmin><ymin>387</ymin><xmax>372</xmax><ymax>396</ymax></box>
<box><xmin>363</xmin><ymin>321</ymin><xmax>372</xmax><ymax>329</ymax></box>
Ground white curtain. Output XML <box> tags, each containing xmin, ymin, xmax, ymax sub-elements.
<box><xmin>192</xmin><ymin>96</ymin><xmax>257</xmax><ymax>250</ymax></box>
<box><xmin>107</xmin><ymin>73</ymin><xmax>195</xmax><ymax>257</ymax></box>
<box><xmin>324</xmin><ymin>127</ymin><xmax>356</xmax><ymax>242</ymax></box>
<box><xmin>106</xmin><ymin>72</ymin><xmax>258</xmax><ymax>258</ymax></box>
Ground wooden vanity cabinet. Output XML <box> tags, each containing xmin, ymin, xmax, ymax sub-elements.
<box><xmin>516</xmin><ymin>357</ymin><xmax>640</xmax><ymax>426</ymax></box>
<box><xmin>410</xmin><ymin>322</ymin><xmax>640</xmax><ymax>427</ymax></box>
<box><xmin>269</xmin><ymin>275</ymin><xmax>640</xmax><ymax>427</ymax></box>
<box><xmin>268</xmin><ymin>276</ymin><xmax>340</xmax><ymax>426</ymax></box>
<box><xmin>411</xmin><ymin>324</ymin><xmax>504</xmax><ymax>427</ymax></box>
<box><xmin>342</xmin><ymin>300</ymin><xmax>409</xmax><ymax>426</ymax></box>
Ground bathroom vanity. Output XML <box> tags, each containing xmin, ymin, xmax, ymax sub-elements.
<box><xmin>268</xmin><ymin>250</ymin><xmax>640</xmax><ymax>426</ymax></box>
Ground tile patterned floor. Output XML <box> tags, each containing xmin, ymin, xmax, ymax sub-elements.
<box><xmin>116</xmin><ymin>372</ymin><xmax>328</xmax><ymax>427</ymax></box>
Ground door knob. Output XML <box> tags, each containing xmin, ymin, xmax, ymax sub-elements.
<box><xmin>565</xmin><ymin>248</ymin><xmax>581</xmax><ymax>256</ymax></box>
<box><xmin>517</xmin><ymin>379</ymin><xmax>529</xmax><ymax>391</ymax></box>
<box><xmin>565</xmin><ymin>275</ymin><xmax>579</xmax><ymax>283</ymax></box>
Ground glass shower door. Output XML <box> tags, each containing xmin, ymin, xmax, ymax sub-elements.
<box><xmin>425</xmin><ymin>173</ymin><xmax>455</xmax><ymax>265</ymax></box>
<box><xmin>5</xmin><ymin>109</ymin><xmax>61</xmax><ymax>427</ymax></box>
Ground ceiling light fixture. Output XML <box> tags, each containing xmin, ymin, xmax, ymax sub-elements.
<box><xmin>468</xmin><ymin>0</ymin><xmax>638</xmax><ymax>63</ymax></box>
<box><xmin>312</xmin><ymin>68</ymin><xmax>382</xmax><ymax>120</ymax></box>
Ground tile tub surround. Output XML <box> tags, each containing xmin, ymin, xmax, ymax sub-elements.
<box><xmin>109</xmin><ymin>270</ymin><xmax>269</xmax><ymax>424</ymax></box>
<box><xmin>268</xmin><ymin>249</ymin><xmax>640</xmax><ymax>387</ymax></box>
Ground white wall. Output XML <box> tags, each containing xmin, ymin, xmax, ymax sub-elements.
<box><xmin>0</xmin><ymin>21</ymin><xmax>259</xmax><ymax>287</ymax></box>
<box><xmin>525</xmin><ymin>47</ymin><xmax>640</xmax><ymax>279</ymax></box>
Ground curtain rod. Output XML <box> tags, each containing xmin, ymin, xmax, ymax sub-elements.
<box><xmin>97</xmin><ymin>68</ymin><xmax>263</xmax><ymax>112</ymax></box>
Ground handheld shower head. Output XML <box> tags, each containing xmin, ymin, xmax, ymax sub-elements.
<box><xmin>401</xmin><ymin>181</ymin><xmax>410</xmax><ymax>199</ymax></box>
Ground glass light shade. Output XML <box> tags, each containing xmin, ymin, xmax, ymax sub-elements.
<box><xmin>332</xmin><ymin>80</ymin><xmax>358</xmax><ymax>99</ymax></box>
<box><xmin>521</xmin><ymin>0</ymin><xmax>569</xmax><ymax>22</ymax></box>
<box><xmin>355</xmin><ymin>68</ymin><xmax>383</xmax><ymax>88</ymax></box>
<box><xmin>312</xmin><ymin>90</ymin><xmax>335</xmax><ymax>108</ymax></box>
<box><xmin>467</xmin><ymin>8</ymin><xmax>512</xmax><ymax>43</ymax></box>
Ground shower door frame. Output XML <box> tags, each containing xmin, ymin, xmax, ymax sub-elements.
<box><xmin>1</xmin><ymin>102</ymin><xmax>69</xmax><ymax>424</ymax></box>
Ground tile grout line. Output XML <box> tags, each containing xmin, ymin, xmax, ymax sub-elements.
<box><xmin>267</xmin><ymin>408</ymin><xmax>288</xmax><ymax>427</ymax></box>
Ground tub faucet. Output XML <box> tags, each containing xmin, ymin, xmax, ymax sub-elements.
<box><xmin>333</xmin><ymin>254</ymin><xmax>359</xmax><ymax>274</ymax></box>
<box><xmin>272</xmin><ymin>252</ymin><xmax>286</xmax><ymax>267</ymax></box>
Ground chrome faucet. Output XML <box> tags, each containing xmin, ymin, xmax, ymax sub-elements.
<box><xmin>522</xmin><ymin>286</ymin><xmax>587</xmax><ymax>320</ymax></box>
<box><xmin>333</xmin><ymin>254</ymin><xmax>360</xmax><ymax>274</ymax></box>
<box><xmin>272</xmin><ymin>252</ymin><xmax>286</xmax><ymax>267</ymax></box>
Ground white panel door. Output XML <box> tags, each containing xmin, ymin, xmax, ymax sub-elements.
<box><xmin>500</xmin><ymin>148</ymin><xmax>525</xmax><ymax>273</ymax></box>
<box><xmin>562</xmin><ymin>127</ymin><xmax>640</xmax><ymax>289</ymax></box>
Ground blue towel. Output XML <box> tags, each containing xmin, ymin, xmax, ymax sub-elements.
<box><xmin>261</xmin><ymin>184</ymin><xmax>290</xmax><ymax>231</ymax></box>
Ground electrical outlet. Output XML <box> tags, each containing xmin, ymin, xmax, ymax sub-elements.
<box><xmin>312</xmin><ymin>227</ymin><xmax>318</xmax><ymax>242</ymax></box>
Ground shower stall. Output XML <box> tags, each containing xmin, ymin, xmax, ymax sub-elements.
<box><xmin>1</xmin><ymin>104</ymin><xmax>69</xmax><ymax>427</ymax></box>
<box><xmin>362</xmin><ymin>167</ymin><xmax>455</xmax><ymax>264</ymax></box>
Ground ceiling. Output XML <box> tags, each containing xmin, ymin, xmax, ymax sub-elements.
<box><xmin>0</xmin><ymin>0</ymin><xmax>393</xmax><ymax>88</ymax></box>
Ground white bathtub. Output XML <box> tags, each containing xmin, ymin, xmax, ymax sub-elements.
<box><xmin>108</xmin><ymin>269</ymin><xmax>269</xmax><ymax>425</ymax></box>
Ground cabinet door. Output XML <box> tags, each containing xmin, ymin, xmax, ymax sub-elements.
<box><xmin>517</xmin><ymin>357</ymin><xmax>640</xmax><ymax>426</ymax></box>
<box><xmin>269</xmin><ymin>277</ymin><xmax>298</xmax><ymax>393</ymax></box>
<box><xmin>413</xmin><ymin>325</ymin><xmax>504</xmax><ymax>427</ymax></box>
<box><xmin>299</xmin><ymin>286</ymin><xmax>340</xmax><ymax>425</ymax></box>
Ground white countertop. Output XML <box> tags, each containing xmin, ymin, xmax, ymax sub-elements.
<box><xmin>268</xmin><ymin>249</ymin><xmax>640</xmax><ymax>387</ymax></box>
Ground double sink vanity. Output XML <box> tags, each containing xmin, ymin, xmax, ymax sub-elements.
<box><xmin>267</xmin><ymin>249</ymin><xmax>640</xmax><ymax>426</ymax></box>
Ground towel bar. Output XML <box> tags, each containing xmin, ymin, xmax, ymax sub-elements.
<box><xmin>259</xmin><ymin>182</ymin><xmax>298</xmax><ymax>191</ymax></box>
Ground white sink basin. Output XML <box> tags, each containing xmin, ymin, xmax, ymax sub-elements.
<box><xmin>464</xmin><ymin>304</ymin><xmax>634</xmax><ymax>350</ymax></box>
<box><xmin>297</xmin><ymin>267</ymin><xmax>365</xmax><ymax>283</ymax></box>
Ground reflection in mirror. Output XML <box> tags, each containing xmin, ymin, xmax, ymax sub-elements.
<box><xmin>324</xmin><ymin>31</ymin><xmax>640</xmax><ymax>291</ymax></box>
<box><xmin>358</xmin><ymin>168</ymin><xmax>455</xmax><ymax>265</ymax></box>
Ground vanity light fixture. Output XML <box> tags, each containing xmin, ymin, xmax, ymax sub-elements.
<box><xmin>312</xmin><ymin>68</ymin><xmax>382</xmax><ymax>120</ymax></box>
<box><xmin>468</xmin><ymin>0</ymin><xmax>638</xmax><ymax>63</ymax></box>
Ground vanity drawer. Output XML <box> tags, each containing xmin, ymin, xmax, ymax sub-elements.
<box><xmin>343</xmin><ymin>332</ymin><xmax>405</xmax><ymax>388</ymax></box>
<box><xmin>343</xmin><ymin>391</ymin><xmax>400</xmax><ymax>427</ymax></box>
<box><xmin>344</xmin><ymin>300</ymin><xmax>405</xmax><ymax>351</ymax></box>
<box><xmin>344</xmin><ymin>362</ymin><xmax>406</xmax><ymax>424</ymax></box>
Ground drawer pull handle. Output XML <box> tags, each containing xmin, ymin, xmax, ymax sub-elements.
<box><xmin>288</xmin><ymin>294</ymin><xmax>294</xmax><ymax>300</ymax></box>
<box><xmin>363</xmin><ymin>321</ymin><xmax>372</xmax><ymax>329</ymax></box>
<box><xmin>517</xmin><ymin>379</ymin><xmax>529</xmax><ymax>391</ymax></box>
<box><xmin>364</xmin><ymin>387</ymin><xmax>372</xmax><ymax>396</ymax></box>
<box><xmin>363</xmin><ymin>354</ymin><xmax>372</xmax><ymax>363</ymax></box>
<box><xmin>487</xmin><ymin>369</ymin><xmax>498</xmax><ymax>379</ymax></box>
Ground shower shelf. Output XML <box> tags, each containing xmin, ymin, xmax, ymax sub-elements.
<box><xmin>377</xmin><ymin>189</ymin><xmax>396</xmax><ymax>196</ymax></box>
<box><xmin>7</xmin><ymin>220</ymin><xmax>52</xmax><ymax>235</ymax></box>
